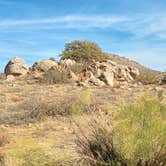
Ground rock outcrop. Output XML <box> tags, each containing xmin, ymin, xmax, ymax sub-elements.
<box><xmin>32</xmin><ymin>59</ymin><xmax>58</xmax><ymax>72</ymax></box>
<box><xmin>78</xmin><ymin>60</ymin><xmax>140</xmax><ymax>87</ymax></box>
<box><xmin>4</xmin><ymin>57</ymin><xmax>29</xmax><ymax>76</ymax></box>
<box><xmin>3</xmin><ymin>57</ymin><xmax>140</xmax><ymax>87</ymax></box>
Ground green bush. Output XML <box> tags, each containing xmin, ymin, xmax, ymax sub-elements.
<box><xmin>78</xmin><ymin>93</ymin><xmax>166</xmax><ymax>166</ymax></box>
<box><xmin>60</xmin><ymin>40</ymin><xmax>108</xmax><ymax>62</ymax></box>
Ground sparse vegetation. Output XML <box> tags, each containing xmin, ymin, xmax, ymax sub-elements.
<box><xmin>0</xmin><ymin>89</ymin><xmax>98</xmax><ymax>125</ymax></box>
<box><xmin>78</xmin><ymin>93</ymin><xmax>166</xmax><ymax>166</ymax></box>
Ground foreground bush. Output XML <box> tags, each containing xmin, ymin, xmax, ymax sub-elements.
<box><xmin>60</xmin><ymin>40</ymin><xmax>109</xmax><ymax>62</ymax></box>
<box><xmin>78</xmin><ymin>93</ymin><xmax>166</xmax><ymax>166</ymax></box>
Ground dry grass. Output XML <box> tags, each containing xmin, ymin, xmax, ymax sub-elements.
<box><xmin>0</xmin><ymin>79</ymin><xmax>166</xmax><ymax>166</ymax></box>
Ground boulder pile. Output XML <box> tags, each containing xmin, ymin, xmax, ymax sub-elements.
<box><xmin>78</xmin><ymin>60</ymin><xmax>140</xmax><ymax>87</ymax></box>
<box><xmin>3</xmin><ymin>57</ymin><xmax>140</xmax><ymax>87</ymax></box>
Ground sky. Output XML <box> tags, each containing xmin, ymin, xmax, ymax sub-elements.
<box><xmin>0</xmin><ymin>0</ymin><xmax>166</xmax><ymax>72</ymax></box>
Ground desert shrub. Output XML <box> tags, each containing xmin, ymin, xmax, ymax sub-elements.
<box><xmin>68</xmin><ymin>63</ymin><xmax>85</xmax><ymax>74</ymax></box>
<box><xmin>27</xmin><ymin>89</ymin><xmax>97</xmax><ymax>119</ymax></box>
<box><xmin>77</xmin><ymin>93</ymin><xmax>166</xmax><ymax>166</ymax></box>
<box><xmin>0</xmin><ymin>89</ymin><xmax>98</xmax><ymax>124</ymax></box>
<box><xmin>60</xmin><ymin>40</ymin><xmax>109</xmax><ymax>62</ymax></box>
<box><xmin>42</xmin><ymin>66</ymin><xmax>71</xmax><ymax>84</ymax></box>
<box><xmin>135</xmin><ymin>71</ymin><xmax>158</xmax><ymax>84</ymax></box>
<box><xmin>69</xmin><ymin>89</ymin><xmax>97</xmax><ymax>115</ymax></box>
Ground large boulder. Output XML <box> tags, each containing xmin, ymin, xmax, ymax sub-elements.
<box><xmin>4</xmin><ymin>57</ymin><xmax>29</xmax><ymax>75</ymax></box>
<box><xmin>32</xmin><ymin>59</ymin><xmax>58</xmax><ymax>72</ymax></box>
<box><xmin>99</xmin><ymin>71</ymin><xmax>114</xmax><ymax>86</ymax></box>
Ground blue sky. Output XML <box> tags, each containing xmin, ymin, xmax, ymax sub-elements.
<box><xmin>0</xmin><ymin>0</ymin><xmax>166</xmax><ymax>72</ymax></box>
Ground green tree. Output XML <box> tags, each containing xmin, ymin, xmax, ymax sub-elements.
<box><xmin>60</xmin><ymin>40</ymin><xmax>108</xmax><ymax>62</ymax></box>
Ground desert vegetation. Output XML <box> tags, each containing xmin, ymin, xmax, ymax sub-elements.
<box><xmin>1</xmin><ymin>90</ymin><xmax>165</xmax><ymax>166</ymax></box>
<box><xmin>0</xmin><ymin>40</ymin><xmax>166</xmax><ymax>166</ymax></box>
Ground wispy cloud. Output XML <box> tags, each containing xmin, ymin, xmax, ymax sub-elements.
<box><xmin>0</xmin><ymin>13</ymin><xmax>166</xmax><ymax>40</ymax></box>
<box><xmin>0</xmin><ymin>15</ymin><xmax>128</xmax><ymax>28</ymax></box>
<box><xmin>118</xmin><ymin>13</ymin><xmax>166</xmax><ymax>39</ymax></box>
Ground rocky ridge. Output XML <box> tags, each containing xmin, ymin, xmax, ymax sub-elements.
<box><xmin>2</xmin><ymin>56</ymin><xmax>142</xmax><ymax>87</ymax></box>
<box><xmin>3</xmin><ymin>57</ymin><xmax>141</xmax><ymax>87</ymax></box>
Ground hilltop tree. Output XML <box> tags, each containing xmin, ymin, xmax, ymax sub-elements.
<box><xmin>60</xmin><ymin>40</ymin><xmax>109</xmax><ymax>62</ymax></box>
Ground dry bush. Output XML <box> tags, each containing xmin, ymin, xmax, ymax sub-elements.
<box><xmin>41</xmin><ymin>66</ymin><xmax>71</xmax><ymax>84</ymax></box>
<box><xmin>25</xmin><ymin>89</ymin><xmax>98</xmax><ymax>120</ymax></box>
<box><xmin>0</xmin><ymin>89</ymin><xmax>99</xmax><ymax>125</ymax></box>
<box><xmin>135</xmin><ymin>71</ymin><xmax>159</xmax><ymax>84</ymax></box>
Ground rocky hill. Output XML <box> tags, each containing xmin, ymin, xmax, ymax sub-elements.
<box><xmin>0</xmin><ymin>55</ymin><xmax>165</xmax><ymax>166</ymax></box>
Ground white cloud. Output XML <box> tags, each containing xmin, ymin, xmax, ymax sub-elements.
<box><xmin>117</xmin><ymin>13</ymin><xmax>166</xmax><ymax>39</ymax></box>
<box><xmin>0</xmin><ymin>13</ymin><xmax>166</xmax><ymax>40</ymax></box>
